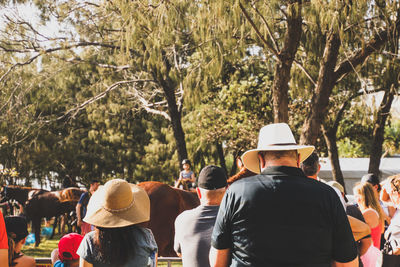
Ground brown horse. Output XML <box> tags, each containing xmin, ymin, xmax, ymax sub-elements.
<box><xmin>0</xmin><ymin>185</ymin><xmax>48</xmax><ymax>207</ymax></box>
<box><xmin>138</xmin><ymin>181</ymin><xmax>200</xmax><ymax>256</ymax></box>
<box><xmin>24</xmin><ymin>187</ymin><xmax>86</xmax><ymax>246</ymax></box>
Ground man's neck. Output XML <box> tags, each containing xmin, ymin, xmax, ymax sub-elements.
<box><xmin>264</xmin><ymin>159</ymin><xmax>298</xmax><ymax>168</ymax></box>
<box><xmin>307</xmin><ymin>175</ymin><xmax>318</xmax><ymax>180</ymax></box>
<box><xmin>200</xmin><ymin>198</ymin><xmax>222</xmax><ymax>206</ymax></box>
<box><xmin>200</xmin><ymin>202</ymin><xmax>220</xmax><ymax>206</ymax></box>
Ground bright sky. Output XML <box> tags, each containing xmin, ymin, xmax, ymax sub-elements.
<box><xmin>0</xmin><ymin>2</ymin><xmax>75</xmax><ymax>46</ymax></box>
<box><xmin>361</xmin><ymin>92</ymin><xmax>400</xmax><ymax>119</ymax></box>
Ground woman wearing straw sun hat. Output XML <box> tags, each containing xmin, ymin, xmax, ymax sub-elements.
<box><xmin>76</xmin><ymin>179</ymin><xmax>158</xmax><ymax>267</ymax></box>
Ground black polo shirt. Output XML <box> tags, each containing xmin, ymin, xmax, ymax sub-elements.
<box><xmin>211</xmin><ymin>166</ymin><xmax>357</xmax><ymax>266</ymax></box>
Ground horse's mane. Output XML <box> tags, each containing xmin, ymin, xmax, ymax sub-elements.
<box><xmin>3</xmin><ymin>185</ymin><xmax>37</xmax><ymax>190</ymax></box>
<box><xmin>227</xmin><ymin>168</ymin><xmax>256</xmax><ymax>185</ymax></box>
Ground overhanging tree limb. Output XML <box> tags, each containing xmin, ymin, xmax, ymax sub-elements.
<box><xmin>238</xmin><ymin>1</ymin><xmax>281</xmax><ymax>61</ymax></box>
<box><xmin>0</xmin><ymin>41</ymin><xmax>138</xmax><ymax>83</ymax></box>
<box><xmin>53</xmin><ymin>79</ymin><xmax>154</xmax><ymax>121</ymax></box>
<box><xmin>250</xmin><ymin>2</ymin><xmax>280</xmax><ymax>54</ymax></box>
<box><xmin>300</xmin><ymin>12</ymin><xmax>400</xmax><ymax>145</ymax></box>
<box><xmin>334</xmin><ymin>18</ymin><xmax>400</xmax><ymax>82</ymax></box>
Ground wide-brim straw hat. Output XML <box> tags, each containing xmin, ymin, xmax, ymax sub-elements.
<box><xmin>242</xmin><ymin>123</ymin><xmax>315</xmax><ymax>174</ymax></box>
<box><xmin>83</xmin><ymin>179</ymin><xmax>150</xmax><ymax>228</ymax></box>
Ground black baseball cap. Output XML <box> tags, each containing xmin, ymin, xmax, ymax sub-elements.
<box><xmin>197</xmin><ymin>165</ymin><xmax>227</xmax><ymax>190</ymax></box>
<box><xmin>5</xmin><ymin>216</ymin><xmax>29</xmax><ymax>243</ymax></box>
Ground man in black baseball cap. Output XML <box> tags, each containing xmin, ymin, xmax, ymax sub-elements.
<box><xmin>174</xmin><ymin>165</ymin><xmax>227</xmax><ymax>267</ymax></box>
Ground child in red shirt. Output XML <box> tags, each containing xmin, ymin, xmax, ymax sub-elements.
<box><xmin>0</xmin><ymin>210</ymin><xmax>8</xmax><ymax>267</ymax></box>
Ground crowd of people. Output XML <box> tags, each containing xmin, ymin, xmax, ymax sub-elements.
<box><xmin>0</xmin><ymin>122</ymin><xmax>400</xmax><ymax>266</ymax></box>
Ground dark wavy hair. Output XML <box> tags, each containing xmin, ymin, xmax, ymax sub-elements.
<box><xmin>94</xmin><ymin>224</ymin><xmax>137</xmax><ymax>266</ymax></box>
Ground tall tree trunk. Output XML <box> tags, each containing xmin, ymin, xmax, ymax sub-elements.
<box><xmin>162</xmin><ymin>85</ymin><xmax>188</xmax><ymax>164</ymax></box>
<box><xmin>300</xmin><ymin>21</ymin><xmax>396</xmax><ymax>145</ymax></box>
<box><xmin>321</xmin><ymin>93</ymin><xmax>361</xmax><ymax>190</ymax></box>
<box><xmin>368</xmin><ymin>19</ymin><xmax>399</xmax><ymax>175</ymax></box>
<box><xmin>300</xmin><ymin>32</ymin><xmax>340</xmax><ymax>145</ymax></box>
<box><xmin>239</xmin><ymin>1</ymin><xmax>302</xmax><ymax>123</ymax></box>
<box><xmin>272</xmin><ymin>1</ymin><xmax>302</xmax><ymax>123</ymax></box>
<box><xmin>368</xmin><ymin>86</ymin><xmax>395</xmax><ymax>175</ymax></box>
<box><xmin>322</xmin><ymin>125</ymin><xmax>345</xmax><ymax>191</ymax></box>
<box><xmin>155</xmin><ymin>50</ymin><xmax>189</xmax><ymax>165</ymax></box>
<box><xmin>216</xmin><ymin>142</ymin><xmax>227</xmax><ymax>174</ymax></box>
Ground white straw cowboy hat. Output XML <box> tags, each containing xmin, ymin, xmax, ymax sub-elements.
<box><xmin>241</xmin><ymin>123</ymin><xmax>315</xmax><ymax>174</ymax></box>
<box><xmin>83</xmin><ymin>179</ymin><xmax>150</xmax><ymax>228</ymax></box>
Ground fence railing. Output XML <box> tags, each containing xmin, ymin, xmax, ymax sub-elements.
<box><xmin>35</xmin><ymin>257</ymin><xmax>182</xmax><ymax>267</ymax></box>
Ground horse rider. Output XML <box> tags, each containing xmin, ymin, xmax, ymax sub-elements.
<box><xmin>175</xmin><ymin>159</ymin><xmax>196</xmax><ymax>190</ymax></box>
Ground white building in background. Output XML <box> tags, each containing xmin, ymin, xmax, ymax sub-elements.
<box><xmin>319</xmin><ymin>157</ymin><xmax>400</xmax><ymax>193</ymax></box>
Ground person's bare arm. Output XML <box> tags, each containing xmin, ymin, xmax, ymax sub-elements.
<box><xmin>381</xmin><ymin>182</ymin><xmax>391</xmax><ymax>202</ymax></box>
<box><xmin>51</xmin><ymin>248</ymin><xmax>60</xmax><ymax>264</ymax></box>
<box><xmin>388</xmin><ymin>205</ymin><xmax>397</xmax><ymax>219</ymax></box>
<box><xmin>80</xmin><ymin>257</ymin><xmax>93</xmax><ymax>267</ymax></box>
<box><xmin>359</xmin><ymin>237</ymin><xmax>372</xmax><ymax>256</ymax></box>
<box><xmin>0</xmin><ymin>249</ymin><xmax>8</xmax><ymax>267</ymax></box>
<box><xmin>347</xmin><ymin>215</ymin><xmax>371</xmax><ymax>241</ymax></box>
<box><xmin>209</xmin><ymin>247</ymin><xmax>230</xmax><ymax>267</ymax></box>
<box><xmin>76</xmin><ymin>203</ymin><xmax>82</xmax><ymax>227</ymax></box>
<box><xmin>332</xmin><ymin>256</ymin><xmax>359</xmax><ymax>267</ymax></box>
<box><xmin>25</xmin><ymin>255</ymin><xmax>36</xmax><ymax>267</ymax></box>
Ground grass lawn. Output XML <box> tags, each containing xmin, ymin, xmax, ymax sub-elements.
<box><xmin>22</xmin><ymin>233</ymin><xmax>182</xmax><ymax>266</ymax></box>
<box><xmin>22</xmin><ymin>233</ymin><xmax>61</xmax><ymax>258</ymax></box>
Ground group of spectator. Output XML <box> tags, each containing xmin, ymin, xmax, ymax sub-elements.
<box><xmin>2</xmin><ymin>122</ymin><xmax>400</xmax><ymax>266</ymax></box>
<box><xmin>174</xmin><ymin>123</ymin><xmax>400</xmax><ymax>267</ymax></box>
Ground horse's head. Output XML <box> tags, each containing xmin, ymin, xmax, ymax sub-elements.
<box><xmin>0</xmin><ymin>186</ymin><xmax>10</xmax><ymax>203</ymax></box>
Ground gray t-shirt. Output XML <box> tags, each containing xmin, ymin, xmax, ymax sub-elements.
<box><xmin>174</xmin><ymin>205</ymin><xmax>220</xmax><ymax>267</ymax></box>
<box><xmin>180</xmin><ymin>170</ymin><xmax>194</xmax><ymax>179</ymax></box>
<box><xmin>77</xmin><ymin>227</ymin><xmax>158</xmax><ymax>267</ymax></box>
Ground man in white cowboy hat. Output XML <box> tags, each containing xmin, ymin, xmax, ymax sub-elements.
<box><xmin>209</xmin><ymin>123</ymin><xmax>358</xmax><ymax>267</ymax></box>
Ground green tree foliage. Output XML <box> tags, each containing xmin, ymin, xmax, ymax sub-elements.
<box><xmin>0</xmin><ymin>0</ymin><xmax>400</xmax><ymax>187</ymax></box>
<box><xmin>185</xmin><ymin>56</ymin><xmax>274</xmax><ymax>174</ymax></box>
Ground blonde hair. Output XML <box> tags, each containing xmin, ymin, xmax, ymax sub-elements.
<box><xmin>353</xmin><ymin>182</ymin><xmax>385</xmax><ymax>225</ymax></box>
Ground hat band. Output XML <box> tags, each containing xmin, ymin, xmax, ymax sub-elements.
<box><xmin>260</xmin><ymin>143</ymin><xmax>297</xmax><ymax>147</ymax></box>
<box><xmin>270</xmin><ymin>143</ymin><xmax>297</xmax><ymax>146</ymax></box>
<box><xmin>102</xmin><ymin>199</ymin><xmax>135</xmax><ymax>213</ymax></box>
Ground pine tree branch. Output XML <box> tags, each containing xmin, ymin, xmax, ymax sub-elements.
<box><xmin>293</xmin><ymin>59</ymin><xmax>316</xmax><ymax>85</ymax></box>
<box><xmin>238</xmin><ymin>1</ymin><xmax>281</xmax><ymax>62</ymax></box>
<box><xmin>333</xmin><ymin>18</ymin><xmax>400</xmax><ymax>82</ymax></box>
<box><xmin>0</xmin><ymin>41</ymin><xmax>136</xmax><ymax>83</ymax></box>
<box><xmin>127</xmin><ymin>89</ymin><xmax>171</xmax><ymax>121</ymax></box>
<box><xmin>0</xmin><ymin>54</ymin><xmax>41</xmax><ymax>83</ymax></box>
<box><xmin>54</xmin><ymin>79</ymin><xmax>154</xmax><ymax>121</ymax></box>
<box><xmin>63</xmin><ymin>57</ymin><xmax>132</xmax><ymax>71</ymax></box>
<box><xmin>250</xmin><ymin>2</ymin><xmax>280</xmax><ymax>53</ymax></box>
<box><xmin>177</xmin><ymin>82</ymin><xmax>184</xmax><ymax>114</ymax></box>
<box><xmin>4</xmin><ymin>15</ymin><xmax>51</xmax><ymax>41</ymax></box>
